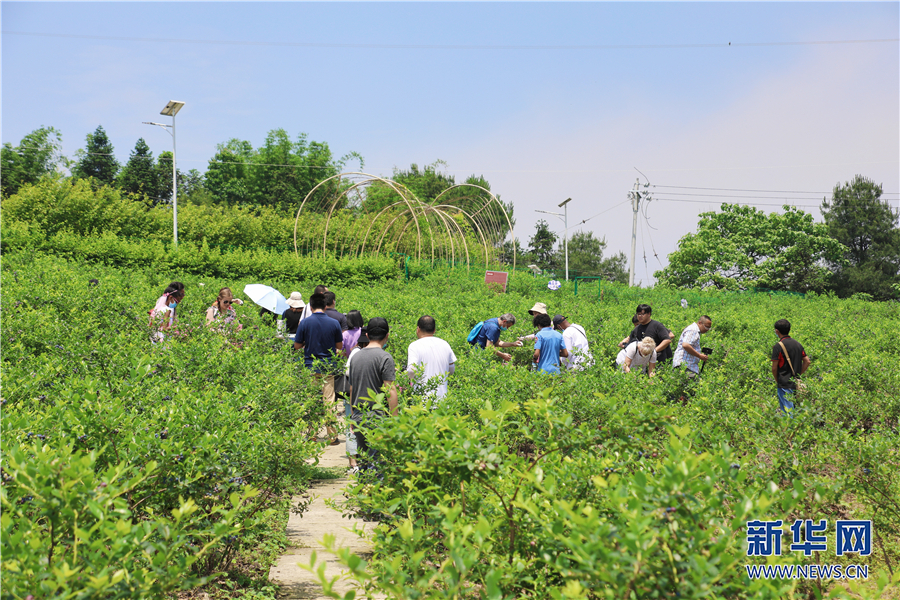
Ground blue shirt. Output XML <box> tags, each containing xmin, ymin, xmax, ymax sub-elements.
<box><xmin>534</xmin><ymin>326</ymin><xmax>565</xmax><ymax>374</ymax></box>
<box><xmin>475</xmin><ymin>317</ymin><xmax>503</xmax><ymax>349</ymax></box>
<box><xmin>294</xmin><ymin>312</ymin><xmax>343</xmax><ymax>373</ymax></box>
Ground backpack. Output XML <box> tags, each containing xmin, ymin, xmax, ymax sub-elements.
<box><xmin>467</xmin><ymin>321</ymin><xmax>485</xmax><ymax>345</ymax></box>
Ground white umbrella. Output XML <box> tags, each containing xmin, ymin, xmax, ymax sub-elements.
<box><xmin>243</xmin><ymin>284</ymin><xmax>290</xmax><ymax>315</ymax></box>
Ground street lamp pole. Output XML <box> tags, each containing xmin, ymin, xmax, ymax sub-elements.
<box><xmin>559</xmin><ymin>197</ymin><xmax>571</xmax><ymax>281</ymax></box>
<box><xmin>143</xmin><ymin>100</ymin><xmax>184</xmax><ymax>247</ymax></box>
<box><xmin>535</xmin><ymin>197</ymin><xmax>573</xmax><ymax>280</ymax></box>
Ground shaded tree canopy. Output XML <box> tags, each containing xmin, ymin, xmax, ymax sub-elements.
<box><xmin>117</xmin><ymin>138</ymin><xmax>159</xmax><ymax>202</ymax></box>
<box><xmin>558</xmin><ymin>230</ymin><xmax>627</xmax><ymax>282</ymax></box>
<box><xmin>528</xmin><ymin>219</ymin><xmax>558</xmax><ymax>268</ymax></box>
<box><xmin>1</xmin><ymin>126</ymin><xmax>67</xmax><ymax>198</ymax></box>
<box><xmin>821</xmin><ymin>175</ymin><xmax>900</xmax><ymax>299</ymax></box>
<box><xmin>203</xmin><ymin>130</ymin><xmax>362</xmax><ymax>211</ymax></box>
<box><xmin>154</xmin><ymin>151</ymin><xmax>180</xmax><ymax>204</ymax></box>
<box><xmin>362</xmin><ymin>161</ymin><xmax>514</xmax><ymax>242</ymax></box>
<box><xmin>655</xmin><ymin>204</ymin><xmax>846</xmax><ymax>293</ymax></box>
<box><xmin>72</xmin><ymin>125</ymin><xmax>119</xmax><ymax>186</ymax></box>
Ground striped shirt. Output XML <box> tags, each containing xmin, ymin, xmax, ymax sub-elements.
<box><xmin>672</xmin><ymin>322</ymin><xmax>702</xmax><ymax>373</ymax></box>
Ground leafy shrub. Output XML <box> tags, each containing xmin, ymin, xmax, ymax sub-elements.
<box><xmin>2</xmin><ymin>249</ymin><xmax>898</xmax><ymax>598</ymax></box>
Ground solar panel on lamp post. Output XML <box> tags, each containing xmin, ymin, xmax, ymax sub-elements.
<box><xmin>143</xmin><ymin>100</ymin><xmax>184</xmax><ymax>247</ymax></box>
<box><xmin>536</xmin><ymin>197</ymin><xmax>572</xmax><ymax>280</ymax></box>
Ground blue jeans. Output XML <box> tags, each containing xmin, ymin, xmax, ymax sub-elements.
<box><xmin>777</xmin><ymin>387</ymin><xmax>795</xmax><ymax>417</ymax></box>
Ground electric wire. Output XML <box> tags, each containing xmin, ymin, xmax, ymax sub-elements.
<box><xmin>4</xmin><ymin>30</ymin><xmax>897</xmax><ymax>51</ymax></box>
<box><xmin>653</xmin><ymin>184</ymin><xmax>900</xmax><ymax>195</ymax></box>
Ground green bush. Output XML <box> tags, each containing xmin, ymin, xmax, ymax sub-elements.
<box><xmin>2</xmin><ymin>249</ymin><xmax>898</xmax><ymax>598</ymax></box>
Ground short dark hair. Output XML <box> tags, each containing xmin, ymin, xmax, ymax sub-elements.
<box><xmin>631</xmin><ymin>314</ymin><xmax>640</xmax><ymax>324</ymax></box>
<box><xmin>323</xmin><ymin>291</ymin><xmax>336</xmax><ymax>307</ymax></box>
<box><xmin>774</xmin><ymin>319</ymin><xmax>791</xmax><ymax>335</ymax></box>
<box><xmin>313</xmin><ymin>285</ymin><xmax>328</xmax><ymax>295</ymax></box>
<box><xmin>417</xmin><ymin>315</ymin><xmax>436</xmax><ymax>334</ymax></box>
<box><xmin>309</xmin><ymin>293</ymin><xmax>326</xmax><ymax>311</ymax></box>
<box><xmin>636</xmin><ymin>304</ymin><xmax>652</xmax><ymax>315</ymax></box>
<box><xmin>367</xmin><ymin>317</ymin><xmax>389</xmax><ymax>341</ymax></box>
<box><xmin>700</xmin><ymin>315</ymin><xmax>712</xmax><ymax>325</ymax></box>
<box><xmin>534</xmin><ymin>313</ymin><xmax>552</xmax><ymax>328</ymax></box>
<box><xmin>346</xmin><ymin>309</ymin><xmax>364</xmax><ymax>330</ymax></box>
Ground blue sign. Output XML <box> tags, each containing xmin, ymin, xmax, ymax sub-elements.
<box><xmin>746</xmin><ymin>520</ymin><xmax>783</xmax><ymax>556</ymax></box>
<box><xmin>790</xmin><ymin>519</ymin><xmax>828</xmax><ymax>556</ymax></box>
<box><xmin>836</xmin><ymin>521</ymin><xmax>872</xmax><ymax>556</ymax></box>
<box><xmin>746</xmin><ymin>519</ymin><xmax>873</xmax><ymax>557</ymax></box>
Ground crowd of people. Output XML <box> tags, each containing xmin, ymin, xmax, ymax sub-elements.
<box><xmin>149</xmin><ymin>282</ymin><xmax>811</xmax><ymax>472</ymax></box>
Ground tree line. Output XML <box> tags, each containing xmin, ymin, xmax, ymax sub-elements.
<box><xmin>1</xmin><ymin>127</ymin><xmax>512</xmax><ymax>221</ymax></box>
<box><xmin>2</xmin><ymin>127</ymin><xmax>897</xmax><ymax>297</ymax></box>
<box><xmin>654</xmin><ymin>176</ymin><xmax>900</xmax><ymax>300</ymax></box>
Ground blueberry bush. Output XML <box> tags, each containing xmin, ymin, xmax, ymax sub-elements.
<box><xmin>2</xmin><ymin>248</ymin><xmax>898</xmax><ymax>598</ymax></box>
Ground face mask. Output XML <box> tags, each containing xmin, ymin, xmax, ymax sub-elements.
<box><xmin>500</xmin><ymin>326</ymin><xmax>507</xmax><ymax>331</ymax></box>
<box><xmin>168</xmin><ymin>301</ymin><xmax>178</xmax><ymax>309</ymax></box>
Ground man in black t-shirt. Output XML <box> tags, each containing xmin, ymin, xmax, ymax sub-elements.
<box><xmin>323</xmin><ymin>291</ymin><xmax>348</xmax><ymax>331</ymax></box>
<box><xmin>771</xmin><ymin>319</ymin><xmax>810</xmax><ymax>417</ymax></box>
<box><xmin>618</xmin><ymin>304</ymin><xmax>675</xmax><ymax>363</ymax></box>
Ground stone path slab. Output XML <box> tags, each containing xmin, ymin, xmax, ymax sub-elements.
<box><xmin>269</xmin><ymin>440</ymin><xmax>379</xmax><ymax>600</ymax></box>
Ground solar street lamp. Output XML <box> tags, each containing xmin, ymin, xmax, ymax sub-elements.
<box><xmin>143</xmin><ymin>100</ymin><xmax>185</xmax><ymax>247</ymax></box>
<box><xmin>536</xmin><ymin>197</ymin><xmax>572</xmax><ymax>280</ymax></box>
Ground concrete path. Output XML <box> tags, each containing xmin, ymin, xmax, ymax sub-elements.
<box><xmin>269</xmin><ymin>439</ymin><xmax>379</xmax><ymax>600</ymax></box>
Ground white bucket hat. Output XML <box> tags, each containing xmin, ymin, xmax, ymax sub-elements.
<box><xmin>286</xmin><ymin>291</ymin><xmax>305</xmax><ymax>309</ymax></box>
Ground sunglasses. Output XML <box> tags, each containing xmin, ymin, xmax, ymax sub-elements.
<box><xmin>222</xmin><ymin>300</ymin><xmax>233</xmax><ymax>305</ymax></box>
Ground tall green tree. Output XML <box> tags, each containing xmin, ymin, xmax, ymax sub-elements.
<box><xmin>203</xmin><ymin>130</ymin><xmax>361</xmax><ymax>211</ymax></box>
<box><xmin>821</xmin><ymin>175</ymin><xmax>900</xmax><ymax>299</ymax></box>
<box><xmin>154</xmin><ymin>151</ymin><xmax>182</xmax><ymax>204</ymax></box>
<box><xmin>72</xmin><ymin>125</ymin><xmax>119</xmax><ymax>186</ymax></box>
<box><xmin>1</xmin><ymin>126</ymin><xmax>67</xmax><ymax>198</ymax></box>
<box><xmin>117</xmin><ymin>138</ymin><xmax>159</xmax><ymax>202</ymax></box>
<box><xmin>528</xmin><ymin>219</ymin><xmax>558</xmax><ymax>268</ymax></box>
<box><xmin>655</xmin><ymin>204</ymin><xmax>845</xmax><ymax>293</ymax></box>
<box><xmin>204</xmin><ymin>139</ymin><xmax>255</xmax><ymax>205</ymax></box>
<box><xmin>557</xmin><ymin>231</ymin><xmax>627</xmax><ymax>282</ymax></box>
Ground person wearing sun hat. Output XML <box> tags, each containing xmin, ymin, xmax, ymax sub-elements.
<box><xmin>528</xmin><ymin>302</ymin><xmax>548</xmax><ymax>317</ymax></box>
<box><xmin>282</xmin><ymin>292</ymin><xmax>306</xmax><ymax>337</ymax></box>
<box><xmin>553</xmin><ymin>314</ymin><xmax>593</xmax><ymax>371</ymax></box>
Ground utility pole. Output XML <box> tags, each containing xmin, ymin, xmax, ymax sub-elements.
<box><xmin>628</xmin><ymin>178</ymin><xmax>650</xmax><ymax>287</ymax></box>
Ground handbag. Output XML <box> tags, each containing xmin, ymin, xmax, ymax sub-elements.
<box><xmin>777</xmin><ymin>341</ymin><xmax>807</xmax><ymax>394</ymax></box>
<box><xmin>334</xmin><ymin>373</ymin><xmax>351</xmax><ymax>400</ymax></box>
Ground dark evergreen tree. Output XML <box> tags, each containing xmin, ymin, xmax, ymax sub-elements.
<box><xmin>528</xmin><ymin>219</ymin><xmax>558</xmax><ymax>268</ymax></box>
<box><xmin>117</xmin><ymin>138</ymin><xmax>158</xmax><ymax>202</ymax></box>
<box><xmin>556</xmin><ymin>230</ymin><xmax>627</xmax><ymax>282</ymax></box>
<box><xmin>72</xmin><ymin>125</ymin><xmax>119</xmax><ymax>186</ymax></box>
<box><xmin>154</xmin><ymin>151</ymin><xmax>178</xmax><ymax>204</ymax></box>
<box><xmin>822</xmin><ymin>175</ymin><xmax>900</xmax><ymax>299</ymax></box>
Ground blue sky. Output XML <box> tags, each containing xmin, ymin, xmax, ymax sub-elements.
<box><xmin>3</xmin><ymin>2</ymin><xmax>898</xmax><ymax>284</ymax></box>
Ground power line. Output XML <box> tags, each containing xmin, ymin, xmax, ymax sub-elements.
<box><xmin>653</xmin><ymin>196</ymin><xmax>823</xmax><ymax>208</ymax></box>
<box><xmin>652</xmin><ymin>191</ymin><xmax>827</xmax><ymax>201</ymax></box>
<box><xmin>654</xmin><ymin>183</ymin><xmax>900</xmax><ymax>196</ymax></box>
<box><xmin>568</xmin><ymin>199</ymin><xmax>632</xmax><ymax>231</ymax></box>
<box><xmin>4</xmin><ymin>31</ymin><xmax>897</xmax><ymax>51</ymax></box>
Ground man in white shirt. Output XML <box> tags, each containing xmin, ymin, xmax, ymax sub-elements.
<box><xmin>406</xmin><ymin>315</ymin><xmax>457</xmax><ymax>405</ymax></box>
<box><xmin>552</xmin><ymin>315</ymin><xmax>593</xmax><ymax>371</ymax></box>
